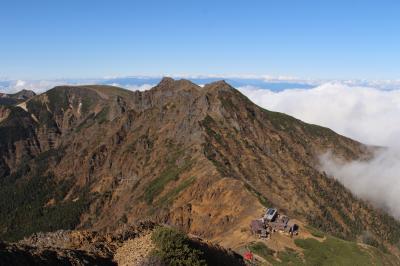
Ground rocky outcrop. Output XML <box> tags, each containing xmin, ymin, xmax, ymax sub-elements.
<box><xmin>0</xmin><ymin>242</ymin><xmax>116</xmax><ymax>266</ymax></box>
<box><xmin>0</xmin><ymin>222</ymin><xmax>155</xmax><ymax>266</ymax></box>
<box><xmin>1</xmin><ymin>222</ymin><xmax>244</xmax><ymax>266</ymax></box>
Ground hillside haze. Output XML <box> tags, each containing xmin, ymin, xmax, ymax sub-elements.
<box><xmin>1</xmin><ymin>78</ymin><xmax>400</xmax><ymax>262</ymax></box>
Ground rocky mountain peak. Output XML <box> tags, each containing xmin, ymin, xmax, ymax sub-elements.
<box><xmin>158</xmin><ymin>76</ymin><xmax>175</xmax><ymax>86</ymax></box>
<box><xmin>154</xmin><ymin>77</ymin><xmax>201</xmax><ymax>93</ymax></box>
<box><xmin>204</xmin><ymin>80</ymin><xmax>232</xmax><ymax>91</ymax></box>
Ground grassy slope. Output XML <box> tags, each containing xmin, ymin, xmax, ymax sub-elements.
<box><xmin>248</xmin><ymin>233</ymin><xmax>398</xmax><ymax>266</ymax></box>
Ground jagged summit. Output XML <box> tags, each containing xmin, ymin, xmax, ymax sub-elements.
<box><xmin>158</xmin><ymin>76</ymin><xmax>175</xmax><ymax>85</ymax></box>
<box><xmin>154</xmin><ymin>77</ymin><xmax>235</xmax><ymax>95</ymax></box>
<box><xmin>154</xmin><ymin>77</ymin><xmax>201</xmax><ymax>93</ymax></box>
<box><xmin>203</xmin><ymin>79</ymin><xmax>232</xmax><ymax>90</ymax></box>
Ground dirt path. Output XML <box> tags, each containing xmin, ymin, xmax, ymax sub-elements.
<box><xmin>114</xmin><ymin>233</ymin><xmax>155</xmax><ymax>266</ymax></box>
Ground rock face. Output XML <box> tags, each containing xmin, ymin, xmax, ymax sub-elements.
<box><xmin>0</xmin><ymin>222</ymin><xmax>244</xmax><ymax>266</ymax></box>
<box><xmin>0</xmin><ymin>241</ymin><xmax>116</xmax><ymax>266</ymax></box>
<box><xmin>1</xmin><ymin>78</ymin><xmax>400</xmax><ymax>255</ymax></box>
<box><xmin>0</xmin><ymin>222</ymin><xmax>138</xmax><ymax>266</ymax></box>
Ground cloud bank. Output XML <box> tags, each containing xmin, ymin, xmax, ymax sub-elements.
<box><xmin>319</xmin><ymin>144</ymin><xmax>400</xmax><ymax>219</ymax></box>
<box><xmin>238</xmin><ymin>83</ymin><xmax>400</xmax><ymax>218</ymax></box>
<box><xmin>320</xmin><ymin>150</ymin><xmax>400</xmax><ymax>218</ymax></box>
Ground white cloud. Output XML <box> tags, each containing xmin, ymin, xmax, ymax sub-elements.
<box><xmin>108</xmin><ymin>83</ymin><xmax>155</xmax><ymax>92</ymax></box>
<box><xmin>320</xmin><ymin>149</ymin><xmax>400</xmax><ymax>218</ymax></box>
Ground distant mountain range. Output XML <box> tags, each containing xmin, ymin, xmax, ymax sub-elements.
<box><xmin>2</xmin><ymin>77</ymin><xmax>400</xmax><ymax>97</ymax></box>
<box><xmin>0</xmin><ymin>89</ymin><xmax>36</xmax><ymax>105</ymax></box>
<box><xmin>1</xmin><ymin>78</ymin><xmax>399</xmax><ymax>265</ymax></box>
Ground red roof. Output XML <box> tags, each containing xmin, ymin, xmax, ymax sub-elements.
<box><xmin>244</xmin><ymin>251</ymin><xmax>254</xmax><ymax>260</ymax></box>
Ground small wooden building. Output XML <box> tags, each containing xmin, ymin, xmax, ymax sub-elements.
<box><xmin>285</xmin><ymin>220</ymin><xmax>299</xmax><ymax>234</ymax></box>
<box><xmin>264</xmin><ymin>208</ymin><xmax>278</xmax><ymax>221</ymax></box>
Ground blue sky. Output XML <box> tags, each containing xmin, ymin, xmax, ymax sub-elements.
<box><xmin>1</xmin><ymin>0</ymin><xmax>399</xmax><ymax>80</ymax></box>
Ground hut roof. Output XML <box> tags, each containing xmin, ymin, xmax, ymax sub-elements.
<box><xmin>251</xmin><ymin>219</ymin><xmax>264</xmax><ymax>231</ymax></box>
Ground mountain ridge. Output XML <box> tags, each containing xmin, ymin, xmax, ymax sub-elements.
<box><xmin>1</xmin><ymin>78</ymin><xmax>400</xmax><ymax>262</ymax></box>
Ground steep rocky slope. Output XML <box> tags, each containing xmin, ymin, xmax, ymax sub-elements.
<box><xmin>0</xmin><ymin>222</ymin><xmax>154</xmax><ymax>266</ymax></box>
<box><xmin>1</xmin><ymin>78</ymin><xmax>400</xmax><ymax>258</ymax></box>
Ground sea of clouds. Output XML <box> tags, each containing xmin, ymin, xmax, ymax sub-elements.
<box><xmin>1</xmin><ymin>77</ymin><xmax>400</xmax><ymax>217</ymax></box>
<box><xmin>239</xmin><ymin>83</ymin><xmax>400</xmax><ymax>218</ymax></box>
